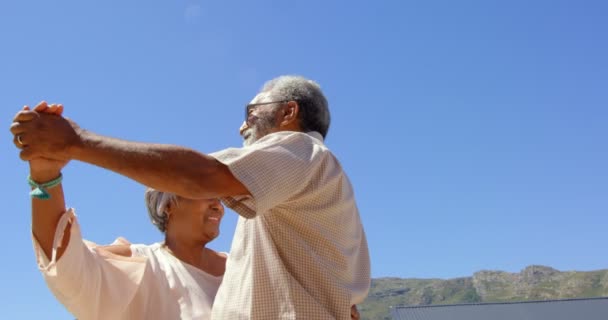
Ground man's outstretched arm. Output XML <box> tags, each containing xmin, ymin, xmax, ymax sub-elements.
<box><xmin>10</xmin><ymin>104</ymin><xmax>249</xmax><ymax>199</ymax></box>
<box><xmin>72</xmin><ymin>133</ymin><xmax>248</xmax><ymax>199</ymax></box>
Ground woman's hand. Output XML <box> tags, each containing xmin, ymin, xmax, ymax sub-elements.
<box><xmin>29</xmin><ymin>158</ymin><xmax>68</xmax><ymax>181</ymax></box>
<box><xmin>351</xmin><ymin>305</ymin><xmax>360</xmax><ymax>320</ymax></box>
<box><xmin>19</xmin><ymin>103</ymin><xmax>69</xmax><ymax>181</ymax></box>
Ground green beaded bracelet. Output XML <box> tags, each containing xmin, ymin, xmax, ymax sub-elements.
<box><xmin>28</xmin><ymin>174</ymin><xmax>63</xmax><ymax>200</ymax></box>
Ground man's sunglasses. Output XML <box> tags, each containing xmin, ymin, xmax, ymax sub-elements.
<box><xmin>245</xmin><ymin>100</ymin><xmax>289</xmax><ymax>124</ymax></box>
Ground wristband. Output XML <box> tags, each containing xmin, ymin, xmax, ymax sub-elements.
<box><xmin>28</xmin><ymin>174</ymin><xmax>63</xmax><ymax>200</ymax></box>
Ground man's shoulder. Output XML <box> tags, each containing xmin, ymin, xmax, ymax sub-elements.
<box><xmin>256</xmin><ymin>130</ymin><xmax>325</xmax><ymax>146</ymax></box>
<box><xmin>210</xmin><ymin>131</ymin><xmax>329</xmax><ymax>160</ymax></box>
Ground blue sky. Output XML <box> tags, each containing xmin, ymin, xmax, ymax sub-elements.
<box><xmin>1</xmin><ymin>0</ymin><xmax>607</xmax><ymax>318</ymax></box>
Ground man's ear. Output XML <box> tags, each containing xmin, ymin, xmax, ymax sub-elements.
<box><xmin>280</xmin><ymin>101</ymin><xmax>299</xmax><ymax>127</ymax></box>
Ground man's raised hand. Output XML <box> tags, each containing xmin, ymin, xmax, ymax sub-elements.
<box><xmin>10</xmin><ymin>101</ymin><xmax>81</xmax><ymax>162</ymax></box>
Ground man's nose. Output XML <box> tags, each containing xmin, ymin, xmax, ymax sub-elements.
<box><xmin>239</xmin><ymin>121</ymin><xmax>248</xmax><ymax>135</ymax></box>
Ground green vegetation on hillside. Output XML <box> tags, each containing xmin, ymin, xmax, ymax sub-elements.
<box><xmin>359</xmin><ymin>265</ymin><xmax>608</xmax><ymax>320</ymax></box>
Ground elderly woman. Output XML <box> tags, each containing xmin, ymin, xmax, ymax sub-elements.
<box><xmin>29</xmin><ymin>154</ymin><xmax>226</xmax><ymax>319</ymax></box>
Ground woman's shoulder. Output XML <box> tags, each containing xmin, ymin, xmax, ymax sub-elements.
<box><xmin>215</xmin><ymin>251</ymin><xmax>229</xmax><ymax>259</ymax></box>
<box><xmin>130</xmin><ymin>242</ymin><xmax>163</xmax><ymax>257</ymax></box>
<box><xmin>207</xmin><ymin>249</ymin><xmax>228</xmax><ymax>264</ymax></box>
<box><xmin>204</xmin><ymin>248</ymin><xmax>228</xmax><ymax>276</ymax></box>
<box><xmin>95</xmin><ymin>244</ymin><xmax>133</xmax><ymax>257</ymax></box>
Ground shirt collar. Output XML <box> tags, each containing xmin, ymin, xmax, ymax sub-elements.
<box><xmin>306</xmin><ymin>131</ymin><xmax>324</xmax><ymax>143</ymax></box>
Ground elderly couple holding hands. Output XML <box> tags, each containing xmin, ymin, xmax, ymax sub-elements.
<box><xmin>10</xmin><ymin>75</ymin><xmax>370</xmax><ymax>320</ymax></box>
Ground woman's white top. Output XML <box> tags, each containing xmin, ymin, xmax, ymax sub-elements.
<box><xmin>33</xmin><ymin>208</ymin><xmax>224</xmax><ymax>320</ymax></box>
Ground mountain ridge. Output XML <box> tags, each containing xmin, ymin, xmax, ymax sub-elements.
<box><xmin>359</xmin><ymin>265</ymin><xmax>608</xmax><ymax>320</ymax></box>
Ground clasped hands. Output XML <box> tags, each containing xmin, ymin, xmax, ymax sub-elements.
<box><xmin>10</xmin><ymin>101</ymin><xmax>78</xmax><ymax>175</ymax></box>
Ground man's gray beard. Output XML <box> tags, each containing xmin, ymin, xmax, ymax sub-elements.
<box><xmin>243</xmin><ymin>114</ymin><xmax>276</xmax><ymax>147</ymax></box>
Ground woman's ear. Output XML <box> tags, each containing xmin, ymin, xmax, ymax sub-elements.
<box><xmin>164</xmin><ymin>202</ymin><xmax>173</xmax><ymax>218</ymax></box>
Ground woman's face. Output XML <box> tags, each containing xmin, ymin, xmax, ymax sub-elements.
<box><xmin>166</xmin><ymin>197</ymin><xmax>225</xmax><ymax>242</ymax></box>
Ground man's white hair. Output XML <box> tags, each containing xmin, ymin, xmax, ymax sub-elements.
<box><xmin>262</xmin><ymin>75</ymin><xmax>331</xmax><ymax>138</ymax></box>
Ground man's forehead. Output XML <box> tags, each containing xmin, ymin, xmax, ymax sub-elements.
<box><xmin>249</xmin><ymin>92</ymin><xmax>271</xmax><ymax>104</ymax></box>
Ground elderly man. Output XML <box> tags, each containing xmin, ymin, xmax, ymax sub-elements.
<box><xmin>11</xmin><ymin>75</ymin><xmax>370</xmax><ymax>319</ymax></box>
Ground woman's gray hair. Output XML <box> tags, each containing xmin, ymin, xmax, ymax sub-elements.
<box><xmin>144</xmin><ymin>188</ymin><xmax>178</xmax><ymax>233</ymax></box>
<box><xmin>262</xmin><ymin>75</ymin><xmax>331</xmax><ymax>138</ymax></box>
